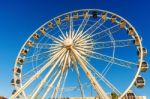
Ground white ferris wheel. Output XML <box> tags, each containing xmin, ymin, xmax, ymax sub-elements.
<box><xmin>10</xmin><ymin>9</ymin><xmax>148</xmax><ymax>99</ymax></box>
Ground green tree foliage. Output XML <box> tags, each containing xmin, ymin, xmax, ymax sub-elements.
<box><xmin>111</xmin><ymin>92</ymin><xmax>118</xmax><ymax>99</ymax></box>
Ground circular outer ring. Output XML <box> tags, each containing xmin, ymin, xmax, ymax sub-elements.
<box><xmin>13</xmin><ymin>9</ymin><xmax>143</xmax><ymax>99</ymax></box>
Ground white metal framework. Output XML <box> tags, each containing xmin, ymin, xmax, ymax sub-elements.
<box><xmin>11</xmin><ymin>9</ymin><xmax>148</xmax><ymax>99</ymax></box>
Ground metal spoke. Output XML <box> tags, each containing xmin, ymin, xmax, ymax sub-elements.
<box><xmin>10</xmin><ymin>48</ymin><xmax>66</xmax><ymax>99</ymax></box>
<box><xmin>24</xmin><ymin>49</ymin><xmax>60</xmax><ymax>64</ymax></box>
<box><xmin>90</xmin><ymin>24</ymin><xmax>120</xmax><ymax>39</ymax></box>
<box><xmin>94</xmin><ymin>39</ymin><xmax>134</xmax><ymax>49</ymax></box>
<box><xmin>74</xmin><ymin>64</ymin><xmax>85</xmax><ymax>97</ymax></box>
<box><xmin>74</xmin><ymin>11</ymin><xmax>90</xmax><ymax>40</ymax></box>
<box><xmin>71</xmin><ymin>48</ymin><xmax>109</xmax><ymax>99</ymax></box>
<box><xmin>30</xmin><ymin>49</ymin><xmax>67</xmax><ymax>99</ymax></box>
<box><xmin>54</xmin><ymin>19</ymin><xmax>66</xmax><ymax>39</ymax></box>
<box><xmin>86</xmin><ymin>61</ymin><xmax>121</xmax><ymax>95</ymax></box>
<box><xmin>22</xmin><ymin>57</ymin><xmax>50</xmax><ymax>81</ymax></box>
<box><xmin>84</xmin><ymin>49</ymin><xmax>137</xmax><ymax>68</ymax></box>
<box><xmin>51</xmin><ymin>51</ymin><xmax>70</xmax><ymax>98</ymax></box>
<box><xmin>51</xmin><ymin>73</ymin><xmax>64</xmax><ymax>98</ymax></box>
<box><xmin>84</xmin><ymin>18</ymin><xmax>104</xmax><ymax>34</ymax></box>
<box><xmin>77</xmin><ymin>39</ymin><xmax>134</xmax><ymax>50</ymax></box>
<box><xmin>24</xmin><ymin>51</ymin><xmax>51</xmax><ymax>64</ymax></box>
<box><xmin>29</xmin><ymin>66</ymin><xmax>60</xmax><ymax>98</ymax></box>
<box><xmin>33</xmin><ymin>43</ymin><xmax>62</xmax><ymax>49</ymax></box>
<box><xmin>42</xmin><ymin>51</ymin><xmax>69</xmax><ymax>99</ymax></box>
<box><xmin>45</xmin><ymin>33</ymin><xmax>63</xmax><ymax>43</ymax></box>
<box><xmin>42</xmin><ymin>70</ymin><xmax>61</xmax><ymax>99</ymax></box>
<box><xmin>70</xmin><ymin>50</ymin><xmax>85</xmax><ymax>97</ymax></box>
<box><xmin>75</xmin><ymin>34</ymin><xmax>92</xmax><ymax>44</ymax></box>
<box><xmin>59</xmin><ymin>69</ymin><xmax>68</xmax><ymax>98</ymax></box>
<box><xmin>69</xmin><ymin>13</ymin><xmax>73</xmax><ymax>38</ymax></box>
<box><xmin>75</xmin><ymin>18</ymin><xmax>105</xmax><ymax>43</ymax></box>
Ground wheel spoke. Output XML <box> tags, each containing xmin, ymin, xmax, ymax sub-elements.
<box><xmin>84</xmin><ymin>49</ymin><xmax>137</xmax><ymax>68</ymax></box>
<box><xmin>42</xmin><ymin>70</ymin><xmax>61</xmax><ymax>99</ymax></box>
<box><xmin>29</xmin><ymin>66</ymin><xmax>60</xmax><ymax>97</ymax></box>
<box><xmin>33</xmin><ymin>43</ymin><xmax>62</xmax><ymax>49</ymax></box>
<box><xmin>54</xmin><ymin>19</ymin><xmax>66</xmax><ymax>39</ymax></box>
<box><xmin>42</xmin><ymin>51</ymin><xmax>69</xmax><ymax>99</ymax></box>
<box><xmin>94</xmin><ymin>39</ymin><xmax>134</xmax><ymax>49</ymax></box>
<box><xmin>74</xmin><ymin>64</ymin><xmax>85</xmax><ymax>97</ymax></box>
<box><xmin>30</xmin><ymin>49</ymin><xmax>67</xmax><ymax>99</ymax></box>
<box><xmin>90</xmin><ymin>24</ymin><xmax>120</xmax><ymax>39</ymax></box>
<box><xmin>74</xmin><ymin>11</ymin><xmax>90</xmax><ymax>39</ymax></box>
<box><xmin>75</xmin><ymin>34</ymin><xmax>92</xmax><ymax>44</ymax></box>
<box><xmin>71</xmin><ymin>48</ymin><xmax>109</xmax><ymax>99</ymax></box>
<box><xmin>78</xmin><ymin>39</ymin><xmax>134</xmax><ymax>50</ymax></box>
<box><xmin>24</xmin><ymin>48</ymin><xmax>61</xmax><ymax>64</ymax></box>
<box><xmin>84</xmin><ymin>18</ymin><xmax>105</xmax><ymax>34</ymax></box>
<box><xmin>70</xmin><ymin>50</ymin><xmax>85</xmax><ymax>97</ymax></box>
<box><xmin>37</xmin><ymin>65</ymin><xmax>61</xmax><ymax>97</ymax></box>
<box><xmin>51</xmin><ymin>73</ymin><xmax>64</xmax><ymax>98</ymax></box>
<box><xmin>45</xmin><ymin>33</ymin><xmax>63</xmax><ymax>43</ymax></box>
<box><xmin>58</xmin><ymin>69</ymin><xmax>68</xmax><ymax>98</ymax></box>
<box><xmin>86</xmin><ymin>61</ymin><xmax>121</xmax><ymax>95</ymax></box>
<box><xmin>24</xmin><ymin>50</ymin><xmax>51</xmax><ymax>63</ymax></box>
<box><xmin>75</xmin><ymin>18</ymin><xmax>105</xmax><ymax>43</ymax></box>
<box><xmin>10</xmin><ymin>48</ymin><xmax>66</xmax><ymax>99</ymax></box>
<box><xmin>69</xmin><ymin>13</ymin><xmax>74</xmax><ymax>38</ymax></box>
<box><xmin>22</xmin><ymin>57</ymin><xmax>50</xmax><ymax>82</ymax></box>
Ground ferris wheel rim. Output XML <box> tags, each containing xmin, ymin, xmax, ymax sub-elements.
<box><xmin>12</xmin><ymin>9</ymin><xmax>144</xmax><ymax>99</ymax></box>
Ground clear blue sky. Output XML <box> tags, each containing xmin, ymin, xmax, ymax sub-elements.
<box><xmin>0</xmin><ymin>0</ymin><xmax>149</xmax><ymax>98</ymax></box>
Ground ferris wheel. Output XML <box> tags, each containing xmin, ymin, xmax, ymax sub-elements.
<box><xmin>10</xmin><ymin>9</ymin><xmax>148</xmax><ymax>99</ymax></box>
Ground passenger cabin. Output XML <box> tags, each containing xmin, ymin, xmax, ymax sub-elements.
<box><xmin>127</xmin><ymin>27</ymin><xmax>134</xmax><ymax>36</ymax></box>
<box><xmin>73</xmin><ymin>12</ymin><xmax>79</xmax><ymax>19</ymax></box>
<box><xmin>16</xmin><ymin>79</ymin><xmax>20</xmax><ymax>84</ymax></box>
<box><xmin>65</xmin><ymin>15</ymin><xmax>70</xmax><ymax>22</ymax></box>
<box><xmin>134</xmin><ymin>75</ymin><xmax>145</xmax><ymax>88</ymax></box>
<box><xmin>138</xmin><ymin>61</ymin><xmax>148</xmax><ymax>72</ymax></box>
<box><xmin>83</xmin><ymin>11</ymin><xmax>88</xmax><ymax>18</ymax></box>
<box><xmin>12</xmin><ymin>90</ymin><xmax>16</xmax><ymax>95</ymax></box>
<box><xmin>133</xmin><ymin>36</ymin><xmax>142</xmax><ymax>46</ymax></box>
<box><xmin>11</xmin><ymin>90</ymin><xmax>21</xmax><ymax>98</ymax></box>
<box><xmin>101</xmin><ymin>12</ymin><xmax>107</xmax><ymax>21</ymax></box>
<box><xmin>26</xmin><ymin>41</ymin><xmax>33</xmax><ymax>47</ymax></box>
<box><xmin>120</xmin><ymin>20</ymin><xmax>126</xmax><ymax>28</ymax></box>
<box><xmin>40</xmin><ymin>27</ymin><xmax>46</xmax><ymax>34</ymax></box>
<box><xmin>122</xmin><ymin>90</ymin><xmax>136</xmax><ymax>99</ymax></box>
<box><xmin>137</xmin><ymin>47</ymin><xmax>147</xmax><ymax>58</ymax></box>
<box><xmin>13</xmin><ymin>67</ymin><xmax>21</xmax><ymax>74</ymax></box>
<box><xmin>11</xmin><ymin>79</ymin><xmax>14</xmax><ymax>85</ymax></box>
<box><xmin>33</xmin><ymin>33</ymin><xmax>40</xmax><ymax>40</ymax></box>
<box><xmin>17</xmin><ymin>58</ymin><xmax>24</xmax><ymax>65</ymax></box>
<box><xmin>56</xmin><ymin>18</ymin><xmax>61</xmax><ymax>25</ymax></box>
<box><xmin>48</xmin><ymin>22</ymin><xmax>53</xmax><ymax>28</ymax></box>
<box><xmin>92</xmin><ymin>11</ymin><xmax>98</xmax><ymax>18</ymax></box>
<box><xmin>21</xmin><ymin>49</ymin><xmax>28</xmax><ymax>56</ymax></box>
<box><xmin>11</xmin><ymin>79</ymin><xmax>20</xmax><ymax>85</ymax></box>
<box><xmin>111</xmin><ymin>15</ymin><xmax>116</xmax><ymax>23</ymax></box>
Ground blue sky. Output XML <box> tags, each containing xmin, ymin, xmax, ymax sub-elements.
<box><xmin>0</xmin><ymin>0</ymin><xmax>150</xmax><ymax>98</ymax></box>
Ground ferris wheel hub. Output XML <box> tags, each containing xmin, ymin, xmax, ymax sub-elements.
<box><xmin>63</xmin><ymin>38</ymin><xmax>73</xmax><ymax>48</ymax></box>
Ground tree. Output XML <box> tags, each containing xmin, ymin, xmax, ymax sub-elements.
<box><xmin>111</xmin><ymin>92</ymin><xmax>118</xmax><ymax>99</ymax></box>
